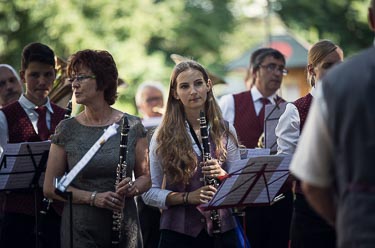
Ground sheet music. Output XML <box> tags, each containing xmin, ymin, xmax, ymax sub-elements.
<box><xmin>264</xmin><ymin>102</ymin><xmax>288</xmax><ymax>153</ymax></box>
<box><xmin>201</xmin><ymin>155</ymin><xmax>291</xmax><ymax>210</ymax></box>
<box><xmin>142</xmin><ymin>116</ymin><xmax>162</xmax><ymax>129</ymax></box>
<box><xmin>0</xmin><ymin>141</ymin><xmax>51</xmax><ymax>190</ymax></box>
<box><xmin>240</xmin><ymin>148</ymin><xmax>270</xmax><ymax>160</ymax></box>
<box><xmin>55</xmin><ymin>123</ymin><xmax>119</xmax><ymax>193</ymax></box>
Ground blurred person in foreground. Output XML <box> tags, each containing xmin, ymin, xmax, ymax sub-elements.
<box><xmin>143</xmin><ymin>60</ymin><xmax>241</xmax><ymax>247</ymax></box>
<box><xmin>0</xmin><ymin>42</ymin><xmax>65</xmax><ymax>248</ymax></box>
<box><xmin>276</xmin><ymin>39</ymin><xmax>343</xmax><ymax>248</ymax></box>
<box><xmin>0</xmin><ymin>64</ymin><xmax>23</xmax><ymax>108</ymax></box>
<box><xmin>290</xmin><ymin>1</ymin><xmax>375</xmax><ymax>247</ymax></box>
<box><xmin>43</xmin><ymin>49</ymin><xmax>151</xmax><ymax>248</ymax></box>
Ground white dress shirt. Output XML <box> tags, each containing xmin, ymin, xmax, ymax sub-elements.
<box><xmin>219</xmin><ymin>87</ymin><xmax>277</xmax><ymax>125</ymax></box>
<box><xmin>289</xmin><ymin>86</ymin><xmax>334</xmax><ymax>188</ymax></box>
<box><xmin>0</xmin><ymin>95</ymin><xmax>55</xmax><ymax>155</ymax></box>
<box><xmin>276</xmin><ymin>87</ymin><xmax>317</xmax><ymax>155</ymax></box>
<box><xmin>142</xmin><ymin>121</ymin><xmax>241</xmax><ymax>209</ymax></box>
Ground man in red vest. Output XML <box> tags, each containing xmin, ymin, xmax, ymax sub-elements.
<box><xmin>219</xmin><ymin>48</ymin><xmax>292</xmax><ymax>248</ymax></box>
<box><xmin>0</xmin><ymin>42</ymin><xmax>65</xmax><ymax>248</ymax></box>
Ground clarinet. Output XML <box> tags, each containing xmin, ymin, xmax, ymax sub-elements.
<box><xmin>111</xmin><ymin>116</ymin><xmax>130</xmax><ymax>248</ymax></box>
<box><xmin>199</xmin><ymin>110</ymin><xmax>221</xmax><ymax>234</ymax></box>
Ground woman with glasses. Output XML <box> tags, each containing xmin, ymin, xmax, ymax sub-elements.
<box><xmin>275</xmin><ymin>40</ymin><xmax>344</xmax><ymax>248</ymax></box>
<box><xmin>43</xmin><ymin>49</ymin><xmax>151</xmax><ymax>248</ymax></box>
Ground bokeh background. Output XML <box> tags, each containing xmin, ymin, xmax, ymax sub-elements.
<box><xmin>0</xmin><ymin>0</ymin><xmax>372</xmax><ymax>114</ymax></box>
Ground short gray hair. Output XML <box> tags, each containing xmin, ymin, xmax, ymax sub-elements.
<box><xmin>135</xmin><ymin>81</ymin><xmax>165</xmax><ymax>107</ymax></box>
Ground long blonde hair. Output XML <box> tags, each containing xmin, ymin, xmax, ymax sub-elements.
<box><xmin>156</xmin><ymin>60</ymin><xmax>238</xmax><ymax>185</ymax></box>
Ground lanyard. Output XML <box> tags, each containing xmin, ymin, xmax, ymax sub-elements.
<box><xmin>187</xmin><ymin>121</ymin><xmax>203</xmax><ymax>154</ymax></box>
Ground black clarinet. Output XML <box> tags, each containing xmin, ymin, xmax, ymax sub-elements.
<box><xmin>199</xmin><ymin>110</ymin><xmax>221</xmax><ymax>234</ymax></box>
<box><xmin>111</xmin><ymin>116</ymin><xmax>130</xmax><ymax>248</ymax></box>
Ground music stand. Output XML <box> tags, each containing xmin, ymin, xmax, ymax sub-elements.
<box><xmin>264</xmin><ymin>101</ymin><xmax>287</xmax><ymax>154</ymax></box>
<box><xmin>0</xmin><ymin>141</ymin><xmax>51</xmax><ymax>248</ymax></box>
<box><xmin>201</xmin><ymin>155</ymin><xmax>291</xmax><ymax>210</ymax></box>
<box><xmin>199</xmin><ymin>155</ymin><xmax>291</xmax><ymax>248</ymax></box>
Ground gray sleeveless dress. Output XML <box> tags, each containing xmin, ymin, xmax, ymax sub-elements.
<box><xmin>51</xmin><ymin>114</ymin><xmax>146</xmax><ymax>248</ymax></box>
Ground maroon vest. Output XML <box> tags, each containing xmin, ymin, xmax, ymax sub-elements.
<box><xmin>292</xmin><ymin>93</ymin><xmax>313</xmax><ymax>194</ymax></box>
<box><xmin>1</xmin><ymin>101</ymin><xmax>65</xmax><ymax>216</ymax></box>
<box><xmin>233</xmin><ymin>91</ymin><xmax>284</xmax><ymax>148</ymax></box>
<box><xmin>160</xmin><ymin>136</ymin><xmax>236</xmax><ymax>237</ymax></box>
<box><xmin>293</xmin><ymin>93</ymin><xmax>313</xmax><ymax>132</ymax></box>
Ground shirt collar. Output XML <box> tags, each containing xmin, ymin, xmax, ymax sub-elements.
<box><xmin>19</xmin><ymin>95</ymin><xmax>54</xmax><ymax>113</ymax></box>
<box><xmin>251</xmin><ymin>86</ymin><xmax>277</xmax><ymax>104</ymax></box>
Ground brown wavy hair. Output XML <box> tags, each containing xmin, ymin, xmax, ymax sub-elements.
<box><xmin>156</xmin><ymin>60</ymin><xmax>238</xmax><ymax>185</ymax></box>
<box><xmin>67</xmin><ymin>49</ymin><xmax>118</xmax><ymax>105</ymax></box>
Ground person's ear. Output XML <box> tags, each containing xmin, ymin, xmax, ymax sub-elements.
<box><xmin>172</xmin><ymin>89</ymin><xmax>179</xmax><ymax>100</ymax></box>
<box><xmin>19</xmin><ymin>70</ymin><xmax>26</xmax><ymax>84</ymax></box>
<box><xmin>307</xmin><ymin>64</ymin><xmax>315</xmax><ymax>77</ymax></box>
<box><xmin>206</xmin><ymin>79</ymin><xmax>212</xmax><ymax>91</ymax></box>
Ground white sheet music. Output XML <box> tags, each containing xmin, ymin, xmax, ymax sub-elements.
<box><xmin>239</xmin><ymin>148</ymin><xmax>270</xmax><ymax>160</ymax></box>
<box><xmin>264</xmin><ymin>102</ymin><xmax>287</xmax><ymax>153</ymax></box>
<box><xmin>0</xmin><ymin>141</ymin><xmax>51</xmax><ymax>190</ymax></box>
<box><xmin>201</xmin><ymin>155</ymin><xmax>291</xmax><ymax>210</ymax></box>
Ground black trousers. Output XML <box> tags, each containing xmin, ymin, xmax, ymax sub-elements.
<box><xmin>159</xmin><ymin>229</ymin><xmax>238</xmax><ymax>248</ymax></box>
<box><xmin>137</xmin><ymin>196</ymin><xmax>161</xmax><ymax>248</ymax></box>
<box><xmin>289</xmin><ymin>194</ymin><xmax>336</xmax><ymax>248</ymax></box>
<box><xmin>244</xmin><ymin>190</ymin><xmax>293</xmax><ymax>248</ymax></box>
<box><xmin>0</xmin><ymin>209</ymin><xmax>61</xmax><ymax>248</ymax></box>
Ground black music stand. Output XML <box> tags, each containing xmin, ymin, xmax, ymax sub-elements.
<box><xmin>0</xmin><ymin>142</ymin><xmax>50</xmax><ymax>248</ymax></box>
<box><xmin>199</xmin><ymin>155</ymin><xmax>292</xmax><ymax>248</ymax></box>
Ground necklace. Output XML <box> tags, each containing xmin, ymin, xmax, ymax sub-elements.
<box><xmin>84</xmin><ymin>109</ymin><xmax>113</xmax><ymax>126</ymax></box>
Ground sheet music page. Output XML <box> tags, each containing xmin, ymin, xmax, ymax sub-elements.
<box><xmin>240</xmin><ymin>148</ymin><xmax>270</xmax><ymax>160</ymax></box>
<box><xmin>201</xmin><ymin>155</ymin><xmax>290</xmax><ymax>209</ymax></box>
<box><xmin>254</xmin><ymin>155</ymin><xmax>291</xmax><ymax>203</ymax></box>
<box><xmin>0</xmin><ymin>141</ymin><xmax>51</xmax><ymax>190</ymax></box>
<box><xmin>264</xmin><ymin>102</ymin><xmax>287</xmax><ymax>153</ymax></box>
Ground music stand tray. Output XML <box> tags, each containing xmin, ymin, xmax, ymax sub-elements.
<box><xmin>200</xmin><ymin>155</ymin><xmax>292</xmax><ymax>211</ymax></box>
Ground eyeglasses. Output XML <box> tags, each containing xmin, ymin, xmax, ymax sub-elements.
<box><xmin>67</xmin><ymin>75</ymin><xmax>96</xmax><ymax>84</ymax></box>
<box><xmin>259</xmin><ymin>64</ymin><xmax>288</xmax><ymax>76</ymax></box>
<box><xmin>145</xmin><ymin>96</ymin><xmax>163</xmax><ymax>103</ymax></box>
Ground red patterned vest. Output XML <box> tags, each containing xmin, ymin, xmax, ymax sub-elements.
<box><xmin>292</xmin><ymin>93</ymin><xmax>313</xmax><ymax>194</ymax></box>
<box><xmin>293</xmin><ymin>93</ymin><xmax>313</xmax><ymax>132</ymax></box>
<box><xmin>233</xmin><ymin>91</ymin><xmax>284</xmax><ymax>148</ymax></box>
<box><xmin>1</xmin><ymin>101</ymin><xmax>65</xmax><ymax>216</ymax></box>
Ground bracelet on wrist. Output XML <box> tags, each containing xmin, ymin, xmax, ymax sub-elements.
<box><xmin>90</xmin><ymin>191</ymin><xmax>97</xmax><ymax>206</ymax></box>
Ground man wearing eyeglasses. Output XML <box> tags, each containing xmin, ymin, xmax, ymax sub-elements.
<box><xmin>0</xmin><ymin>42</ymin><xmax>65</xmax><ymax>248</ymax></box>
<box><xmin>219</xmin><ymin>48</ymin><xmax>292</xmax><ymax>248</ymax></box>
<box><xmin>219</xmin><ymin>47</ymin><xmax>287</xmax><ymax>149</ymax></box>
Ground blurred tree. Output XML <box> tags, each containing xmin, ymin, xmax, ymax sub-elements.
<box><xmin>275</xmin><ymin>0</ymin><xmax>372</xmax><ymax>55</ymax></box>
<box><xmin>2</xmin><ymin>0</ymin><xmax>370</xmax><ymax>113</ymax></box>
